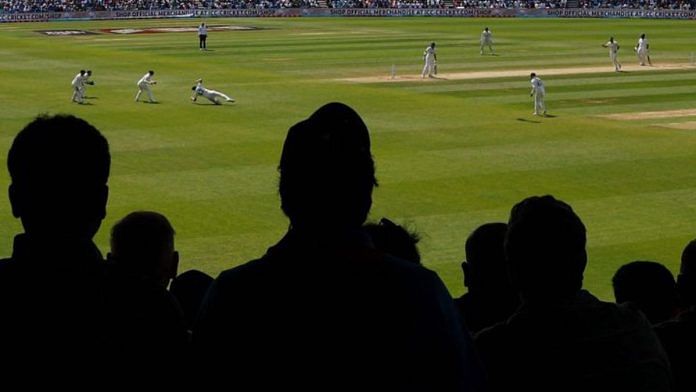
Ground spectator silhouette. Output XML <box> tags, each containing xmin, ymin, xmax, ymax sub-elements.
<box><xmin>194</xmin><ymin>102</ymin><xmax>484</xmax><ymax>391</ymax></box>
<box><xmin>170</xmin><ymin>269</ymin><xmax>213</xmax><ymax>331</ymax></box>
<box><xmin>0</xmin><ymin>114</ymin><xmax>111</xmax><ymax>368</ymax></box>
<box><xmin>677</xmin><ymin>239</ymin><xmax>696</xmax><ymax>307</ymax></box>
<box><xmin>363</xmin><ymin>217</ymin><xmax>421</xmax><ymax>264</ymax></box>
<box><xmin>105</xmin><ymin>210</ymin><xmax>188</xmax><ymax>361</ymax></box>
<box><xmin>612</xmin><ymin>260</ymin><xmax>679</xmax><ymax>324</ymax></box>
<box><xmin>108</xmin><ymin>211</ymin><xmax>179</xmax><ymax>288</ymax></box>
<box><xmin>0</xmin><ymin>115</ymin><xmax>186</xmax><ymax>376</ymax></box>
<box><xmin>654</xmin><ymin>239</ymin><xmax>696</xmax><ymax>392</ymax></box>
<box><xmin>455</xmin><ymin>222</ymin><xmax>519</xmax><ymax>334</ymax></box>
<box><xmin>475</xmin><ymin>195</ymin><xmax>672</xmax><ymax>392</ymax></box>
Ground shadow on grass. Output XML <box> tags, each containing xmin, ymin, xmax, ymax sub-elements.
<box><xmin>192</xmin><ymin>102</ymin><xmax>234</xmax><ymax>106</ymax></box>
<box><xmin>516</xmin><ymin>118</ymin><xmax>541</xmax><ymax>123</ymax></box>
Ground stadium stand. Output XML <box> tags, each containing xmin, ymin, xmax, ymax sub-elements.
<box><xmin>1</xmin><ymin>0</ymin><xmax>692</xmax><ymax>11</ymax></box>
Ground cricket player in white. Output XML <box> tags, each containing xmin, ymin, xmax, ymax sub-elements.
<box><xmin>421</xmin><ymin>42</ymin><xmax>437</xmax><ymax>79</ymax></box>
<box><xmin>80</xmin><ymin>70</ymin><xmax>94</xmax><ymax>98</ymax></box>
<box><xmin>602</xmin><ymin>37</ymin><xmax>621</xmax><ymax>72</ymax></box>
<box><xmin>530</xmin><ymin>72</ymin><xmax>546</xmax><ymax>116</ymax></box>
<box><xmin>135</xmin><ymin>70</ymin><xmax>157</xmax><ymax>103</ymax></box>
<box><xmin>635</xmin><ymin>33</ymin><xmax>650</xmax><ymax>66</ymax></box>
<box><xmin>191</xmin><ymin>79</ymin><xmax>235</xmax><ymax>105</ymax></box>
<box><xmin>71</xmin><ymin>70</ymin><xmax>86</xmax><ymax>103</ymax></box>
<box><xmin>480</xmin><ymin>27</ymin><xmax>494</xmax><ymax>55</ymax></box>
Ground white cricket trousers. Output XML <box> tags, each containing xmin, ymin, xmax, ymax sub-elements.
<box><xmin>534</xmin><ymin>92</ymin><xmax>546</xmax><ymax>115</ymax></box>
<box><xmin>610</xmin><ymin>52</ymin><xmax>620</xmax><ymax>70</ymax></box>
<box><xmin>422</xmin><ymin>57</ymin><xmax>435</xmax><ymax>78</ymax></box>
<box><xmin>136</xmin><ymin>83</ymin><xmax>155</xmax><ymax>102</ymax></box>
<box><xmin>203</xmin><ymin>90</ymin><xmax>233</xmax><ymax>104</ymax></box>
<box><xmin>71</xmin><ymin>86</ymin><xmax>83</xmax><ymax>103</ymax></box>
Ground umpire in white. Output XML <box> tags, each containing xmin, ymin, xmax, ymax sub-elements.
<box><xmin>198</xmin><ymin>23</ymin><xmax>208</xmax><ymax>50</ymax></box>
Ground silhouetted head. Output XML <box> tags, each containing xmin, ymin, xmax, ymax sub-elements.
<box><xmin>86</xmin><ymin>70</ymin><xmax>92</xmax><ymax>76</ymax></box>
<box><xmin>678</xmin><ymin>239</ymin><xmax>696</xmax><ymax>306</ymax></box>
<box><xmin>505</xmin><ymin>195</ymin><xmax>587</xmax><ymax>301</ymax></box>
<box><xmin>609</xmin><ymin>37</ymin><xmax>614</xmax><ymax>42</ymax></box>
<box><xmin>8</xmin><ymin>114</ymin><xmax>110</xmax><ymax>240</ymax></box>
<box><xmin>430</xmin><ymin>42</ymin><xmax>436</xmax><ymax>48</ymax></box>
<box><xmin>170</xmin><ymin>269</ymin><xmax>213</xmax><ymax>329</ymax></box>
<box><xmin>640</xmin><ymin>33</ymin><xmax>646</xmax><ymax>39</ymax></box>
<box><xmin>612</xmin><ymin>261</ymin><xmax>678</xmax><ymax>324</ymax></box>
<box><xmin>461</xmin><ymin>222</ymin><xmax>520</xmax><ymax>332</ymax></box>
<box><xmin>148</xmin><ymin>70</ymin><xmax>154</xmax><ymax>75</ymax></box>
<box><xmin>279</xmin><ymin>102</ymin><xmax>376</xmax><ymax>231</ymax></box>
<box><xmin>530</xmin><ymin>72</ymin><xmax>536</xmax><ymax>79</ymax></box>
<box><xmin>364</xmin><ymin>218</ymin><xmax>420</xmax><ymax>264</ymax></box>
<box><xmin>462</xmin><ymin>222</ymin><xmax>509</xmax><ymax>294</ymax></box>
<box><xmin>109</xmin><ymin>211</ymin><xmax>179</xmax><ymax>288</ymax></box>
<box><xmin>80</xmin><ymin>69</ymin><xmax>85</xmax><ymax>75</ymax></box>
<box><xmin>484</xmin><ymin>27</ymin><xmax>489</xmax><ymax>31</ymax></box>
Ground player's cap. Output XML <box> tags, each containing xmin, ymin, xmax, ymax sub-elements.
<box><xmin>148</xmin><ymin>70</ymin><xmax>155</xmax><ymax>75</ymax></box>
<box><xmin>530</xmin><ymin>72</ymin><xmax>536</xmax><ymax>78</ymax></box>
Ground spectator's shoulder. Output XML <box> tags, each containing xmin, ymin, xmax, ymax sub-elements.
<box><xmin>603</xmin><ymin>298</ymin><xmax>652</xmax><ymax>326</ymax></box>
<box><xmin>0</xmin><ymin>257</ymin><xmax>17</xmax><ymax>274</ymax></box>
<box><xmin>0</xmin><ymin>257</ymin><xmax>21</xmax><ymax>290</ymax></box>
<box><xmin>473</xmin><ymin>319</ymin><xmax>514</xmax><ymax>367</ymax></box>
<box><xmin>218</xmin><ymin>255</ymin><xmax>270</xmax><ymax>277</ymax></box>
<box><xmin>214</xmin><ymin>256</ymin><xmax>269</xmax><ymax>289</ymax></box>
<box><xmin>380</xmin><ymin>253</ymin><xmax>441</xmax><ymax>284</ymax></box>
<box><xmin>474</xmin><ymin>319</ymin><xmax>510</xmax><ymax>345</ymax></box>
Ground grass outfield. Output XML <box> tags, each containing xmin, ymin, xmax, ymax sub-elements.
<box><xmin>1</xmin><ymin>16</ymin><xmax>696</xmax><ymax>299</ymax></box>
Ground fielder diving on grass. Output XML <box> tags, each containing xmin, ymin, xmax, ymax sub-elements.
<box><xmin>191</xmin><ymin>79</ymin><xmax>235</xmax><ymax>105</ymax></box>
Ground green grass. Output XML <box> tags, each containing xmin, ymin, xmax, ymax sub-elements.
<box><xmin>1</xmin><ymin>17</ymin><xmax>696</xmax><ymax>299</ymax></box>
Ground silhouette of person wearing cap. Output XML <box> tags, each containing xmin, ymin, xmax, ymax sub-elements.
<box><xmin>194</xmin><ymin>102</ymin><xmax>484</xmax><ymax>391</ymax></box>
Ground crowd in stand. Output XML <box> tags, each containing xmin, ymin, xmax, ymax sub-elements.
<box><xmin>1</xmin><ymin>0</ymin><xmax>694</xmax><ymax>11</ymax></box>
<box><xmin>1</xmin><ymin>105</ymin><xmax>694</xmax><ymax>389</ymax></box>
<box><xmin>327</xmin><ymin>0</ymin><xmax>443</xmax><ymax>8</ymax></box>
<box><xmin>578</xmin><ymin>0</ymin><xmax>692</xmax><ymax>9</ymax></box>
<box><xmin>0</xmin><ymin>0</ymin><xmax>319</xmax><ymax>12</ymax></box>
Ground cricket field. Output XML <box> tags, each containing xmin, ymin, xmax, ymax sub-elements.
<box><xmin>1</xmin><ymin>16</ymin><xmax>696</xmax><ymax>298</ymax></box>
